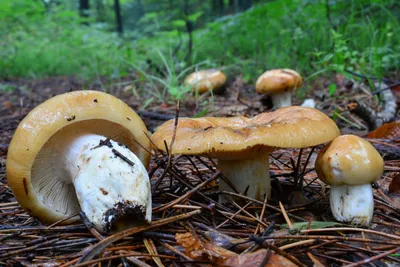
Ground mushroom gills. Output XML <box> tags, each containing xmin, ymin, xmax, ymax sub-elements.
<box><xmin>330</xmin><ymin>184</ymin><xmax>374</xmax><ymax>226</ymax></box>
<box><xmin>218</xmin><ymin>153</ymin><xmax>270</xmax><ymax>201</ymax></box>
<box><xmin>59</xmin><ymin>134</ymin><xmax>151</xmax><ymax>233</ymax></box>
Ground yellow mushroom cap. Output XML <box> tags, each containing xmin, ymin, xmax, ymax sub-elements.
<box><xmin>184</xmin><ymin>69</ymin><xmax>227</xmax><ymax>94</ymax></box>
<box><xmin>315</xmin><ymin>135</ymin><xmax>384</xmax><ymax>186</ymax></box>
<box><xmin>151</xmin><ymin>106</ymin><xmax>340</xmax><ymax>160</ymax></box>
<box><xmin>6</xmin><ymin>90</ymin><xmax>151</xmax><ymax>224</ymax></box>
<box><xmin>256</xmin><ymin>69</ymin><xmax>303</xmax><ymax>95</ymax></box>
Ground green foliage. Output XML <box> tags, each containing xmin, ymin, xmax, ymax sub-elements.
<box><xmin>0</xmin><ymin>0</ymin><xmax>144</xmax><ymax>79</ymax></box>
<box><xmin>282</xmin><ymin>221</ymin><xmax>343</xmax><ymax>232</ymax></box>
<box><xmin>126</xmin><ymin>50</ymin><xmax>208</xmax><ymax>103</ymax></box>
<box><xmin>328</xmin><ymin>83</ymin><xmax>338</xmax><ymax>97</ymax></box>
<box><xmin>0</xmin><ymin>0</ymin><xmax>399</xmax><ymax>100</ymax></box>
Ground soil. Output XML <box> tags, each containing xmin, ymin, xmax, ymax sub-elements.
<box><xmin>0</xmin><ymin>74</ymin><xmax>399</xmax><ymax>266</ymax></box>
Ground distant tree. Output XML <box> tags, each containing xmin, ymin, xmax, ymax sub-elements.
<box><xmin>114</xmin><ymin>0</ymin><xmax>123</xmax><ymax>35</ymax></box>
<box><xmin>228</xmin><ymin>0</ymin><xmax>252</xmax><ymax>13</ymax></box>
<box><xmin>79</xmin><ymin>0</ymin><xmax>90</xmax><ymax>18</ymax></box>
<box><xmin>212</xmin><ymin>0</ymin><xmax>224</xmax><ymax>15</ymax></box>
<box><xmin>239</xmin><ymin>0</ymin><xmax>252</xmax><ymax>11</ymax></box>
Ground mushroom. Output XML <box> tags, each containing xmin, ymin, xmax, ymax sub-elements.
<box><xmin>256</xmin><ymin>69</ymin><xmax>303</xmax><ymax>108</ymax></box>
<box><xmin>315</xmin><ymin>134</ymin><xmax>384</xmax><ymax>226</ymax></box>
<box><xmin>151</xmin><ymin>106</ymin><xmax>339</xmax><ymax>200</ymax></box>
<box><xmin>184</xmin><ymin>69</ymin><xmax>227</xmax><ymax>94</ymax></box>
<box><xmin>6</xmin><ymin>90</ymin><xmax>152</xmax><ymax>234</ymax></box>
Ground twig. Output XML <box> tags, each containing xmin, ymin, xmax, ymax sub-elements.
<box><xmin>262</xmin><ymin>243</ymin><xmax>306</xmax><ymax>267</ymax></box>
<box><xmin>77</xmin><ymin>210</ymin><xmax>201</xmax><ymax>263</ymax></box>
<box><xmin>343</xmin><ymin>247</ymin><xmax>400</xmax><ymax>267</ymax></box>
<box><xmin>279</xmin><ymin>202</ymin><xmax>293</xmax><ymax>230</ymax></box>
<box><xmin>220</xmin><ymin>191</ymin><xmax>308</xmax><ymax>222</ymax></box>
<box><xmin>301</xmin><ymin>227</ymin><xmax>400</xmax><ymax>240</ymax></box>
<box><xmin>153</xmin><ymin>173</ymin><xmax>219</xmax><ymax>212</ymax></box>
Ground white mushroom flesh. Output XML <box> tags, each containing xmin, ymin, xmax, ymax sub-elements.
<box><xmin>330</xmin><ymin>184</ymin><xmax>374</xmax><ymax>226</ymax></box>
<box><xmin>59</xmin><ymin>134</ymin><xmax>151</xmax><ymax>233</ymax></box>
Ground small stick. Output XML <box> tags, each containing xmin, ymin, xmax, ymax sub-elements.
<box><xmin>279</xmin><ymin>201</ymin><xmax>293</xmax><ymax>230</ymax></box>
<box><xmin>161</xmin><ymin>242</ymin><xmax>193</xmax><ymax>262</ymax></box>
<box><xmin>262</xmin><ymin>235</ymin><xmax>400</xmax><ymax>245</ymax></box>
<box><xmin>254</xmin><ymin>195</ymin><xmax>268</xmax><ymax>235</ymax></box>
<box><xmin>231</xmin><ymin>201</ymin><xmax>268</xmax><ymax>227</ymax></box>
<box><xmin>220</xmin><ymin>191</ymin><xmax>307</xmax><ymax>222</ymax></box>
<box><xmin>153</xmin><ymin>173</ymin><xmax>219</xmax><ymax>212</ymax></box>
<box><xmin>77</xmin><ymin>210</ymin><xmax>201</xmax><ymax>263</ymax></box>
<box><xmin>343</xmin><ymin>246</ymin><xmax>400</xmax><ymax>267</ymax></box>
<box><xmin>47</xmin><ymin>213</ymin><xmax>79</xmax><ymax>229</ymax></box>
<box><xmin>279</xmin><ymin>239</ymin><xmax>315</xmax><ymax>250</ymax></box>
<box><xmin>312</xmin><ymin>252</ymin><xmax>353</xmax><ymax>264</ymax></box>
<box><xmin>262</xmin><ymin>243</ymin><xmax>306</xmax><ymax>267</ymax></box>
<box><xmin>216</xmin><ymin>202</ymin><xmax>252</xmax><ymax>229</ymax></box>
<box><xmin>144</xmin><ymin>238</ymin><xmax>164</xmax><ymax>267</ymax></box>
<box><xmin>301</xmin><ymin>227</ymin><xmax>400</xmax><ymax>240</ymax></box>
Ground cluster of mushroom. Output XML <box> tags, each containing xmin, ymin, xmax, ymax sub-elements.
<box><xmin>185</xmin><ymin>67</ymin><xmax>314</xmax><ymax>109</ymax></box>
<box><xmin>6</xmin><ymin>89</ymin><xmax>384</xmax><ymax>234</ymax></box>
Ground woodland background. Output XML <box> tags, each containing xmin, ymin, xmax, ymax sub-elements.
<box><xmin>1</xmin><ymin>0</ymin><xmax>399</xmax><ymax>105</ymax></box>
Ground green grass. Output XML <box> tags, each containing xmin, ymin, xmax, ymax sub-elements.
<box><xmin>1</xmin><ymin>0</ymin><xmax>399</xmax><ymax>101</ymax></box>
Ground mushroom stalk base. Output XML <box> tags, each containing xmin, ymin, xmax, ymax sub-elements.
<box><xmin>330</xmin><ymin>184</ymin><xmax>374</xmax><ymax>226</ymax></box>
<box><xmin>218</xmin><ymin>153</ymin><xmax>270</xmax><ymax>202</ymax></box>
<box><xmin>60</xmin><ymin>134</ymin><xmax>151</xmax><ymax>234</ymax></box>
<box><xmin>271</xmin><ymin>91</ymin><xmax>292</xmax><ymax>108</ymax></box>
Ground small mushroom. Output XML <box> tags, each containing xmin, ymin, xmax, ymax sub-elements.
<box><xmin>7</xmin><ymin>91</ymin><xmax>152</xmax><ymax>234</ymax></box>
<box><xmin>256</xmin><ymin>69</ymin><xmax>303</xmax><ymax>108</ymax></box>
<box><xmin>315</xmin><ymin>134</ymin><xmax>384</xmax><ymax>226</ymax></box>
<box><xmin>184</xmin><ymin>69</ymin><xmax>227</xmax><ymax>94</ymax></box>
<box><xmin>151</xmin><ymin>106</ymin><xmax>339</xmax><ymax>200</ymax></box>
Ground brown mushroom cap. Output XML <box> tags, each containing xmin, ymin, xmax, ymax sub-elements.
<box><xmin>315</xmin><ymin>134</ymin><xmax>384</xmax><ymax>186</ymax></box>
<box><xmin>6</xmin><ymin>90</ymin><xmax>151</xmax><ymax>224</ymax></box>
<box><xmin>256</xmin><ymin>69</ymin><xmax>303</xmax><ymax>95</ymax></box>
<box><xmin>151</xmin><ymin>106</ymin><xmax>340</xmax><ymax>159</ymax></box>
<box><xmin>184</xmin><ymin>69</ymin><xmax>227</xmax><ymax>94</ymax></box>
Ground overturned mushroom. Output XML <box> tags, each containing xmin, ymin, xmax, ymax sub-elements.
<box><xmin>256</xmin><ymin>69</ymin><xmax>303</xmax><ymax>108</ymax></box>
<box><xmin>151</xmin><ymin>106</ymin><xmax>339</xmax><ymax>201</ymax></box>
<box><xmin>184</xmin><ymin>69</ymin><xmax>227</xmax><ymax>94</ymax></box>
<box><xmin>6</xmin><ymin>91</ymin><xmax>152</xmax><ymax>234</ymax></box>
<box><xmin>315</xmin><ymin>134</ymin><xmax>384</xmax><ymax>226</ymax></box>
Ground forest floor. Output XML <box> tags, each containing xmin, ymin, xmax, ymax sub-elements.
<box><xmin>0</xmin><ymin>74</ymin><xmax>399</xmax><ymax>266</ymax></box>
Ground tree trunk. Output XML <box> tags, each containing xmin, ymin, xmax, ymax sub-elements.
<box><xmin>114</xmin><ymin>0</ymin><xmax>123</xmax><ymax>35</ymax></box>
<box><xmin>212</xmin><ymin>0</ymin><xmax>224</xmax><ymax>15</ymax></box>
<box><xmin>79</xmin><ymin>0</ymin><xmax>90</xmax><ymax>24</ymax></box>
<box><xmin>238</xmin><ymin>0</ymin><xmax>252</xmax><ymax>11</ymax></box>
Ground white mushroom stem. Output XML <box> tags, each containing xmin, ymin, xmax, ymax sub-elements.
<box><xmin>56</xmin><ymin>134</ymin><xmax>151</xmax><ymax>233</ymax></box>
<box><xmin>330</xmin><ymin>184</ymin><xmax>374</xmax><ymax>226</ymax></box>
<box><xmin>271</xmin><ymin>91</ymin><xmax>292</xmax><ymax>108</ymax></box>
<box><xmin>217</xmin><ymin>153</ymin><xmax>270</xmax><ymax>201</ymax></box>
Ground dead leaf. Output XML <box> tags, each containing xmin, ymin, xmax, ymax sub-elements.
<box><xmin>265</xmin><ymin>252</ymin><xmax>298</xmax><ymax>267</ymax></box>
<box><xmin>367</xmin><ymin>121</ymin><xmax>400</xmax><ymax>140</ymax></box>
<box><xmin>389</xmin><ymin>173</ymin><xmax>400</xmax><ymax>193</ymax></box>
<box><xmin>218</xmin><ymin>249</ymin><xmax>296</xmax><ymax>267</ymax></box>
<box><xmin>175</xmin><ymin>232</ymin><xmax>206</xmax><ymax>260</ymax></box>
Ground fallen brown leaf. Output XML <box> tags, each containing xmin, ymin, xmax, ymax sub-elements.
<box><xmin>175</xmin><ymin>232</ymin><xmax>206</xmax><ymax>260</ymax></box>
<box><xmin>218</xmin><ymin>249</ymin><xmax>297</xmax><ymax>267</ymax></box>
<box><xmin>367</xmin><ymin>121</ymin><xmax>400</xmax><ymax>140</ymax></box>
<box><xmin>389</xmin><ymin>173</ymin><xmax>400</xmax><ymax>193</ymax></box>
